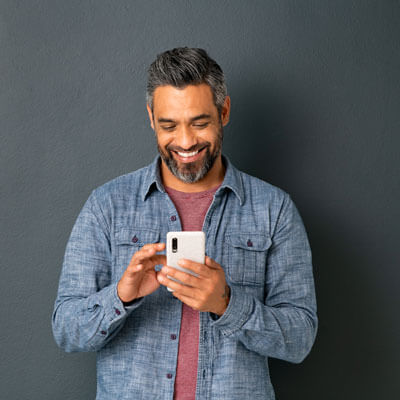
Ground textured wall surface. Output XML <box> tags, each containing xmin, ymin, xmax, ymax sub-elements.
<box><xmin>1</xmin><ymin>1</ymin><xmax>399</xmax><ymax>399</ymax></box>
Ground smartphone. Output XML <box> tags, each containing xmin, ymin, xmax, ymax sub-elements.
<box><xmin>166</xmin><ymin>231</ymin><xmax>205</xmax><ymax>292</ymax></box>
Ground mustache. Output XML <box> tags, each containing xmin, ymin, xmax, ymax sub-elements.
<box><xmin>166</xmin><ymin>142</ymin><xmax>210</xmax><ymax>153</ymax></box>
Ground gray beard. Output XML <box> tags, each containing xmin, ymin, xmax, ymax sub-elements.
<box><xmin>159</xmin><ymin>146</ymin><xmax>216</xmax><ymax>183</ymax></box>
<box><xmin>158</xmin><ymin>126</ymin><xmax>223</xmax><ymax>184</ymax></box>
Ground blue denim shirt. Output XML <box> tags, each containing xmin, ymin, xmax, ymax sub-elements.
<box><xmin>52</xmin><ymin>155</ymin><xmax>317</xmax><ymax>400</ymax></box>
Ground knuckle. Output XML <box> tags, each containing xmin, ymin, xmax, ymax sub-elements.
<box><xmin>198</xmin><ymin>292</ymin><xmax>207</xmax><ymax>303</ymax></box>
<box><xmin>141</xmin><ymin>244</ymin><xmax>155</xmax><ymax>253</ymax></box>
<box><xmin>186</xmin><ymin>276</ymin><xmax>195</xmax><ymax>287</ymax></box>
<box><xmin>177</xmin><ymin>271</ymin><xmax>188</xmax><ymax>283</ymax></box>
<box><xmin>192</xmin><ymin>301</ymin><xmax>200</xmax><ymax>310</ymax></box>
<box><xmin>166</xmin><ymin>267</ymin><xmax>176</xmax><ymax>277</ymax></box>
<box><xmin>127</xmin><ymin>264</ymin><xmax>139</xmax><ymax>274</ymax></box>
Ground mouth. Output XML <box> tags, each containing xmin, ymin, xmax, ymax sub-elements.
<box><xmin>172</xmin><ymin>146</ymin><xmax>207</xmax><ymax>163</ymax></box>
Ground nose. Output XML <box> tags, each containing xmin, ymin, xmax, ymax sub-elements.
<box><xmin>175</xmin><ymin>126</ymin><xmax>197</xmax><ymax>150</ymax></box>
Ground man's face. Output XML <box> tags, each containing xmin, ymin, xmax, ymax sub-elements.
<box><xmin>147</xmin><ymin>84</ymin><xmax>230</xmax><ymax>184</ymax></box>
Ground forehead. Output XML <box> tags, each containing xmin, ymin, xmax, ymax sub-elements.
<box><xmin>152</xmin><ymin>83</ymin><xmax>217</xmax><ymax>119</ymax></box>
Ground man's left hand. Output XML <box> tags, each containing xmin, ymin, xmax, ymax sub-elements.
<box><xmin>157</xmin><ymin>256</ymin><xmax>230</xmax><ymax>316</ymax></box>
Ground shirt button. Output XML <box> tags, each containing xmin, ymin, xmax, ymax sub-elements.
<box><xmin>247</xmin><ymin>239</ymin><xmax>253</xmax><ymax>247</ymax></box>
<box><xmin>131</xmin><ymin>235</ymin><xmax>138</xmax><ymax>243</ymax></box>
<box><xmin>170</xmin><ymin>215</ymin><xmax>177</xmax><ymax>221</ymax></box>
<box><xmin>166</xmin><ymin>373</ymin><xmax>173</xmax><ymax>379</ymax></box>
<box><xmin>100</xmin><ymin>330</ymin><xmax>107</xmax><ymax>335</ymax></box>
<box><xmin>170</xmin><ymin>334</ymin><xmax>177</xmax><ymax>340</ymax></box>
<box><xmin>115</xmin><ymin>308</ymin><xmax>121</xmax><ymax>315</ymax></box>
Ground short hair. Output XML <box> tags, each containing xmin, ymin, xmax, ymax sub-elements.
<box><xmin>146</xmin><ymin>47</ymin><xmax>227</xmax><ymax>115</ymax></box>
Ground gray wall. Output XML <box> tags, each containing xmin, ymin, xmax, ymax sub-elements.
<box><xmin>1</xmin><ymin>1</ymin><xmax>399</xmax><ymax>398</ymax></box>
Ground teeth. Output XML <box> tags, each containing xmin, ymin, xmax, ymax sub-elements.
<box><xmin>177</xmin><ymin>150</ymin><xmax>199</xmax><ymax>158</ymax></box>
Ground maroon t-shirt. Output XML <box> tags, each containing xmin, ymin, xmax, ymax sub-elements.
<box><xmin>165</xmin><ymin>185</ymin><xmax>220</xmax><ymax>400</ymax></box>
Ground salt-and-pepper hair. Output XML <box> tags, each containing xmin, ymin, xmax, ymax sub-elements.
<box><xmin>146</xmin><ymin>47</ymin><xmax>227</xmax><ymax>115</ymax></box>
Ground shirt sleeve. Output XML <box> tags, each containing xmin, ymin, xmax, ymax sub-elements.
<box><xmin>51</xmin><ymin>191</ymin><xmax>144</xmax><ymax>352</ymax></box>
<box><xmin>210</xmin><ymin>194</ymin><xmax>318</xmax><ymax>364</ymax></box>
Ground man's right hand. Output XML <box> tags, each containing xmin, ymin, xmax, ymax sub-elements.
<box><xmin>117</xmin><ymin>243</ymin><xmax>166</xmax><ymax>303</ymax></box>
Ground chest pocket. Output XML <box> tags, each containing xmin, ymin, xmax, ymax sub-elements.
<box><xmin>113</xmin><ymin>228</ymin><xmax>160</xmax><ymax>280</ymax></box>
<box><xmin>225</xmin><ymin>233</ymin><xmax>271</xmax><ymax>286</ymax></box>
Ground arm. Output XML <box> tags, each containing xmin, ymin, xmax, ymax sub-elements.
<box><xmin>210</xmin><ymin>194</ymin><xmax>318</xmax><ymax>363</ymax></box>
<box><xmin>51</xmin><ymin>192</ymin><xmax>144</xmax><ymax>353</ymax></box>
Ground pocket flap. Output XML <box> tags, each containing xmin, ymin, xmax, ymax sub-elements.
<box><xmin>115</xmin><ymin>228</ymin><xmax>160</xmax><ymax>247</ymax></box>
<box><xmin>226</xmin><ymin>233</ymin><xmax>271</xmax><ymax>251</ymax></box>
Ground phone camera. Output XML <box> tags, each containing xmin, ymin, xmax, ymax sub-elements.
<box><xmin>172</xmin><ymin>238</ymin><xmax>178</xmax><ymax>253</ymax></box>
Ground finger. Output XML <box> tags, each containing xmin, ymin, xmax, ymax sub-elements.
<box><xmin>171</xmin><ymin>291</ymin><xmax>202</xmax><ymax>311</ymax></box>
<box><xmin>177</xmin><ymin>259</ymin><xmax>210</xmax><ymax>277</ymax></box>
<box><xmin>131</xmin><ymin>255</ymin><xmax>166</xmax><ymax>274</ymax></box>
<box><xmin>139</xmin><ymin>244</ymin><xmax>164</xmax><ymax>258</ymax></box>
<box><xmin>133</xmin><ymin>246</ymin><xmax>165</xmax><ymax>264</ymax></box>
<box><xmin>128</xmin><ymin>255</ymin><xmax>162</xmax><ymax>276</ymax></box>
<box><xmin>141</xmin><ymin>242</ymin><xmax>166</xmax><ymax>252</ymax></box>
<box><xmin>157</xmin><ymin>273</ymin><xmax>197</xmax><ymax>297</ymax></box>
<box><xmin>147</xmin><ymin>254</ymin><xmax>166</xmax><ymax>266</ymax></box>
<box><xmin>160</xmin><ymin>266</ymin><xmax>201</xmax><ymax>288</ymax></box>
<box><xmin>126</xmin><ymin>263</ymin><xmax>144</xmax><ymax>275</ymax></box>
<box><xmin>205</xmin><ymin>256</ymin><xmax>222</xmax><ymax>270</ymax></box>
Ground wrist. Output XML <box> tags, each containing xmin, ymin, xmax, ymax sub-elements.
<box><xmin>215</xmin><ymin>285</ymin><xmax>230</xmax><ymax>316</ymax></box>
<box><xmin>117</xmin><ymin>281</ymin><xmax>136</xmax><ymax>304</ymax></box>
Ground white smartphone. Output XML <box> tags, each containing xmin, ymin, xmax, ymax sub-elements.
<box><xmin>166</xmin><ymin>231</ymin><xmax>205</xmax><ymax>292</ymax></box>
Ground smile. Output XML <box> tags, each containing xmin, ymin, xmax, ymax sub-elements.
<box><xmin>173</xmin><ymin>146</ymin><xmax>207</xmax><ymax>163</ymax></box>
<box><xmin>177</xmin><ymin>150</ymin><xmax>200</xmax><ymax>158</ymax></box>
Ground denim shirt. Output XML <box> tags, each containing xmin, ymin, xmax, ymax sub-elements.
<box><xmin>52</xmin><ymin>155</ymin><xmax>317</xmax><ymax>400</ymax></box>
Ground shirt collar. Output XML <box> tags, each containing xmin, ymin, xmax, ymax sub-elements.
<box><xmin>142</xmin><ymin>154</ymin><xmax>245</xmax><ymax>205</ymax></box>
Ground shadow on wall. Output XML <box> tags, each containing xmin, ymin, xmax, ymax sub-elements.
<box><xmin>224</xmin><ymin>80</ymin><xmax>314</xmax><ymax>190</ymax></box>
<box><xmin>225</xmin><ymin>83</ymin><xmax>394</xmax><ymax>398</ymax></box>
<box><xmin>271</xmin><ymin>219</ymin><xmax>391</xmax><ymax>398</ymax></box>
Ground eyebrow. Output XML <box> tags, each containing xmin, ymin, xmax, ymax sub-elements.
<box><xmin>157</xmin><ymin>114</ymin><xmax>212</xmax><ymax>124</ymax></box>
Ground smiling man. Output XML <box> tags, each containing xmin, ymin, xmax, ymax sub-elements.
<box><xmin>52</xmin><ymin>47</ymin><xmax>317</xmax><ymax>400</ymax></box>
<box><xmin>150</xmin><ymin>83</ymin><xmax>227</xmax><ymax>189</ymax></box>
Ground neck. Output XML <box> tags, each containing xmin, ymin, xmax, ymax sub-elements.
<box><xmin>160</xmin><ymin>155</ymin><xmax>225</xmax><ymax>193</ymax></box>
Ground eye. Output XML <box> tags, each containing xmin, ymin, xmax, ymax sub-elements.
<box><xmin>161</xmin><ymin>125</ymin><xmax>176</xmax><ymax>131</ymax></box>
<box><xmin>193</xmin><ymin>122</ymin><xmax>209</xmax><ymax>129</ymax></box>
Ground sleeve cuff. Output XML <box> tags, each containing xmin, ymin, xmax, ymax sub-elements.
<box><xmin>209</xmin><ymin>284</ymin><xmax>253</xmax><ymax>336</ymax></box>
<box><xmin>88</xmin><ymin>282</ymin><xmax>144</xmax><ymax>324</ymax></box>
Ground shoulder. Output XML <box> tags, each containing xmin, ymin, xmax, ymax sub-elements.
<box><xmin>238</xmin><ymin>169</ymin><xmax>290</xmax><ymax>207</ymax></box>
<box><xmin>89</xmin><ymin>162</ymin><xmax>152</xmax><ymax>206</ymax></box>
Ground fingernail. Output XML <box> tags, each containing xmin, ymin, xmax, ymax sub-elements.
<box><xmin>162</xmin><ymin>266</ymin><xmax>169</xmax><ymax>273</ymax></box>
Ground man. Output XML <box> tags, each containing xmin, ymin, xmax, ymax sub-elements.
<box><xmin>52</xmin><ymin>47</ymin><xmax>317</xmax><ymax>399</ymax></box>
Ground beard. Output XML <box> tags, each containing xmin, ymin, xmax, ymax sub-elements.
<box><xmin>158</xmin><ymin>125</ymin><xmax>223</xmax><ymax>184</ymax></box>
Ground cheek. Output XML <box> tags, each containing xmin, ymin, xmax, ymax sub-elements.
<box><xmin>156</xmin><ymin>132</ymin><xmax>171</xmax><ymax>148</ymax></box>
<box><xmin>204</xmin><ymin>130</ymin><xmax>221</xmax><ymax>147</ymax></box>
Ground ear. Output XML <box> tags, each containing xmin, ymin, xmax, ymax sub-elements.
<box><xmin>146</xmin><ymin>103</ymin><xmax>155</xmax><ymax>130</ymax></box>
<box><xmin>220</xmin><ymin>96</ymin><xmax>231</xmax><ymax>127</ymax></box>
